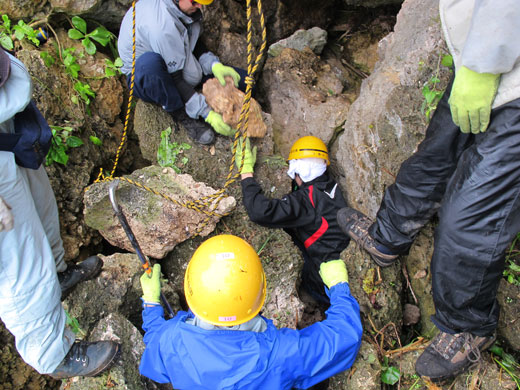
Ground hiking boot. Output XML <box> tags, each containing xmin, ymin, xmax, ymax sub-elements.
<box><xmin>49</xmin><ymin>340</ymin><xmax>120</xmax><ymax>379</ymax></box>
<box><xmin>415</xmin><ymin>331</ymin><xmax>496</xmax><ymax>383</ymax></box>
<box><xmin>336</xmin><ymin>207</ymin><xmax>398</xmax><ymax>267</ymax></box>
<box><xmin>58</xmin><ymin>255</ymin><xmax>103</xmax><ymax>300</ymax></box>
<box><xmin>171</xmin><ymin>110</ymin><xmax>215</xmax><ymax>145</ymax></box>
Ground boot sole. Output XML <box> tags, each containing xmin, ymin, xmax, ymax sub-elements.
<box><xmin>86</xmin><ymin>343</ymin><xmax>121</xmax><ymax>377</ymax></box>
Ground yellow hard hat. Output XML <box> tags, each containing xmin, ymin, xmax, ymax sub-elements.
<box><xmin>184</xmin><ymin>234</ymin><xmax>266</xmax><ymax>326</ymax></box>
<box><xmin>287</xmin><ymin>136</ymin><xmax>330</xmax><ymax>165</ymax></box>
<box><xmin>193</xmin><ymin>0</ymin><xmax>213</xmax><ymax>5</ymax></box>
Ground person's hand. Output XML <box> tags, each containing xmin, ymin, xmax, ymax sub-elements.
<box><xmin>140</xmin><ymin>264</ymin><xmax>161</xmax><ymax>304</ymax></box>
<box><xmin>212</xmin><ymin>62</ymin><xmax>240</xmax><ymax>87</ymax></box>
<box><xmin>235</xmin><ymin>137</ymin><xmax>257</xmax><ymax>174</ymax></box>
<box><xmin>319</xmin><ymin>260</ymin><xmax>348</xmax><ymax>289</ymax></box>
<box><xmin>448</xmin><ymin>66</ymin><xmax>500</xmax><ymax>134</ymax></box>
<box><xmin>0</xmin><ymin>197</ymin><xmax>13</xmax><ymax>232</ymax></box>
<box><xmin>205</xmin><ymin>110</ymin><xmax>235</xmax><ymax>137</ymax></box>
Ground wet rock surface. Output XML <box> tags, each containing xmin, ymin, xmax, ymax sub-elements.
<box><xmin>83</xmin><ymin>166</ymin><xmax>236</xmax><ymax>259</ymax></box>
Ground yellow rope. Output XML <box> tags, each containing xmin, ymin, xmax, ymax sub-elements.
<box><xmin>87</xmin><ymin>0</ymin><xmax>266</xmax><ymax>234</ymax></box>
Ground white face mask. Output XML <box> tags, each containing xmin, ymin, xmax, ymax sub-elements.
<box><xmin>0</xmin><ymin>53</ymin><xmax>32</xmax><ymax>125</ymax></box>
<box><xmin>287</xmin><ymin>158</ymin><xmax>327</xmax><ymax>183</ymax></box>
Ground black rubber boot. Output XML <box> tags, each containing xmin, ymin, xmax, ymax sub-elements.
<box><xmin>171</xmin><ymin>110</ymin><xmax>215</xmax><ymax>145</ymax></box>
<box><xmin>49</xmin><ymin>340</ymin><xmax>120</xmax><ymax>379</ymax></box>
<box><xmin>58</xmin><ymin>255</ymin><xmax>103</xmax><ymax>300</ymax></box>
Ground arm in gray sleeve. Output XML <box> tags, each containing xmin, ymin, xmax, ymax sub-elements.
<box><xmin>461</xmin><ymin>0</ymin><xmax>520</xmax><ymax>74</ymax></box>
<box><xmin>185</xmin><ymin>92</ymin><xmax>211</xmax><ymax>119</ymax></box>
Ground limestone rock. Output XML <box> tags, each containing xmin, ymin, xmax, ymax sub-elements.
<box><xmin>62</xmin><ymin>313</ymin><xmax>161</xmax><ymax>390</ymax></box>
<box><xmin>336</xmin><ymin>0</ymin><xmax>448</xmax><ymax>216</ymax></box>
<box><xmin>329</xmin><ymin>341</ymin><xmax>380</xmax><ymax>390</ymax></box>
<box><xmin>63</xmin><ymin>253</ymin><xmax>180</xmax><ymax>330</ymax></box>
<box><xmin>497</xmin><ymin>279</ymin><xmax>520</xmax><ymax>350</ymax></box>
<box><xmin>202</xmin><ymin>77</ymin><xmax>267</xmax><ymax>138</ymax></box>
<box><xmin>268</xmin><ymin>27</ymin><xmax>328</xmax><ymax>57</ymax></box>
<box><xmin>83</xmin><ymin>166</ymin><xmax>236</xmax><ymax>259</ymax></box>
<box><xmin>341</xmin><ymin>244</ymin><xmax>403</xmax><ymax>331</ymax></box>
<box><xmin>259</xmin><ymin>47</ymin><xmax>351</xmax><ymax>157</ymax></box>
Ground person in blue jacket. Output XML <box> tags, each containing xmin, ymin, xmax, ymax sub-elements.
<box><xmin>138</xmin><ymin>234</ymin><xmax>362</xmax><ymax>389</ymax></box>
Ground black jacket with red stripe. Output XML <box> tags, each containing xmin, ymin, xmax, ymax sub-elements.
<box><xmin>241</xmin><ymin>173</ymin><xmax>350</xmax><ymax>301</ymax></box>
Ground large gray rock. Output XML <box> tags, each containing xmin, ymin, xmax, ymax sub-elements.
<box><xmin>260</xmin><ymin>47</ymin><xmax>351</xmax><ymax>157</ymax></box>
<box><xmin>83</xmin><ymin>167</ymin><xmax>236</xmax><ymax>258</ymax></box>
<box><xmin>335</xmin><ymin>0</ymin><xmax>449</xmax><ymax>341</ymax></box>
<box><xmin>341</xmin><ymin>244</ymin><xmax>403</xmax><ymax>331</ymax></box>
<box><xmin>63</xmin><ymin>253</ymin><xmax>180</xmax><ymax>330</ymax></box>
<box><xmin>49</xmin><ymin>0</ymin><xmax>132</xmax><ymax>30</ymax></box>
<box><xmin>268</xmin><ymin>27</ymin><xmax>328</xmax><ymax>58</ymax></box>
<box><xmin>337</xmin><ymin>0</ymin><xmax>448</xmax><ymax>216</ymax></box>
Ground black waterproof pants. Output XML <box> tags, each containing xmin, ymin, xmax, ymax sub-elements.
<box><xmin>369</xmin><ymin>79</ymin><xmax>520</xmax><ymax>336</ymax></box>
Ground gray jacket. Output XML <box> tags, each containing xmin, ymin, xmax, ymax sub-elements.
<box><xmin>118</xmin><ymin>0</ymin><xmax>219</xmax><ymax>118</ymax></box>
<box><xmin>440</xmin><ymin>0</ymin><xmax>520</xmax><ymax>108</ymax></box>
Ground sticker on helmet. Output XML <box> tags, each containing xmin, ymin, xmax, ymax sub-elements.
<box><xmin>219</xmin><ymin>316</ymin><xmax>237</xmax><ymax>322</ymax></box>
<box><xmin>216</xmin><ymin>252</ymin><xmax>235</xmax><ymax>260</ymax></box>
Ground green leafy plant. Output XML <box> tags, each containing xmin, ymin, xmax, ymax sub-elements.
<box><xmin>504</xmin><ymin>233</ymin><xmax>520</xmax><ymax>286</ymax></box>
<box><xmin>73</xmin><ymin>81</ymin><xmax>95</xmax><ymax>106</ymax></box>
<box><xmin>381</xmin><ymin>356</ymin><xmax>401</xmax><ymax>385</ymax></box>
<box><xmin>490</xmin><ymin>343</ymin><xmax>520</xmax><ymax>389</ymax></box>
<box><xmin>157</xmin><ymin>127</ymin><xmax>191</xmax><ymax>173</ymax></box>
<box><xmin>68</xmin><ymin>16</ymin><xmax>111</xmax><ymax>55</ymax></box>
<box><xmin>65</xmin><ymin>309</ymin><xmax>86</xmax><ymax>337</ymax></box>
<box><xmin>0</xmin><ymin>16</ymin><xmax>35</xmax><ymax>49</ymax></box>
<box><xmin>421</xmin><ymin>54</ymin><xmax>453</xmax><ymax>121</ymax></box>
<box><xmin>46</xmin><ymin>125</ymin><xmax>84</xmax><ymax>166</ymax></box>
<box><xmin>0</xmin><ymin>15</ymin><xmax>13</xmax><ymax>49</ymax></box>
<box><xmin>90</xmin><ymin>135</ymin><xmax>103</xmax><ymax>146</ymax></box>
<box><xmin>0</xmin><ymin>14</ymin><xmax>40</xmax><ymax>50</ymax></box>
<box><xmin>104</xmin><ymin>57</ymin><xmax>123</xmax><ymax>77</ymax></box>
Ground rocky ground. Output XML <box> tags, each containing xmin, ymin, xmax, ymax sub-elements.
<box><xmin>0</xmin><ymin>0</ymin><xmax>519</xmax><ymax>389</ymax></box>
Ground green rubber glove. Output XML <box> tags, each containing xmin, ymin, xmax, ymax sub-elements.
<box><xmin>205</xmin><ymin>110</ymin><xmax>235</xmax><ymax>137</ymax></box>
<box><xmin>319</xmin><ymin>260</ymin><xmax>348</xmax><ymax>289</ymax></box>
<box><xmin>212</xmin><ymin>62</ymin><xmax>240</xmax><ymax>87</ymax></box>
<box><xmin>448</xmin><ymin>66</ymin><xmax>500</xmax><ymax>134</ymax></box>
<box><xmin>140</xmin><ymin>263</ymin><xmax>161</xmax><ymax>303</ymax></box>
<box><xmin>235</xmin><ymin>137</ymin><xmax>257</xmax><ymax>174</ymax></box>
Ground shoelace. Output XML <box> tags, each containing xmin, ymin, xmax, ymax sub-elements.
<box><xmin>432</xmin><ymin>333</ymin><xmax>481</xmax><ymax>363</ymax></box>
<box><xmin>67</xmin><ymin>341</ymin><xmax>89</xmax><ymax>366</ymax></box>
